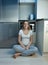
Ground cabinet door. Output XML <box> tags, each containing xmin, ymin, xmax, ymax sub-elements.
<box><xmin>2</xmin><ymin>0</ymin><xmax>19</xmax><ymax>21</ymax></box>
<box><xmin>20</xmin><ymin>0</ymin><xmax>35</xmax><ymax>3</ymax></box>
<box><xmin>2</xmin><ymin>23</ymin><xmax>9</xmax><ymax>40</ymax></box>
<box><xmin>9</xmin><ymin>23</ymin><xmax>16</xmax><ymax>37</ymax></box>
<box><xmin>0</xmin><ymin>23</ymin><xmax>3</xmax><ymax>41</ymax></box>
<box><xmin>36</xmin><ymin>20</ymin><xmax>44</xmax><ymax>54</ymax></box>
<box><xmin>8</xmin><ymin>24</ymin><xmax>13</xmax><ymax>38</ymax></box>
<box><xmin>12</xmin><ymin>23</ymin><xmax>18</xmax><ymax>37</ymax></box>
<box><xmin>8</xmin><ymin>23</ymin><xmax>18</xmax><ymax>38</ymax></box>
<box><xmin>0</xmin><ymin>0</ymin><xmax>2</xmax><ymax>20</ymax></box>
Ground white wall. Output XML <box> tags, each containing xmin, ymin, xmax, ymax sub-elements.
<box><xmin>37</xmin><ymin>0</ymin><xmax>48</xmax><ymax>19</ymax></box>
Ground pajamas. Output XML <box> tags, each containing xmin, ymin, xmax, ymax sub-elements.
<box><xmin>13</xmin><ymin>45</ymin><xmax>38</xmax><ymax>56</ymax></box>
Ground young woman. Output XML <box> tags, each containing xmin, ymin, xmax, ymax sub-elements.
<box><xmin>13</xmin><ymin>21</ymin><xmax>38</xmax><ymax>58</ymax></box>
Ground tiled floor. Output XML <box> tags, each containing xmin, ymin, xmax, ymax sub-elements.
<box><xmin>0</xmin><ymin>49</ymin><xmax>48</xmax><ymax>65</ymax></box>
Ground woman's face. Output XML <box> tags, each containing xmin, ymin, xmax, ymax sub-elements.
<box><xmin>23</xmin><ymin>21</ymin><xmax>29</xmax><ymax>29</ymax></box>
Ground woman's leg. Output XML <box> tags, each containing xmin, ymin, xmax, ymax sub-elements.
<box><xmin>13</xmin><ymin>45</ymin><xmax>25</xmax><ymax>53</ymax></box>
<box><xmin>21</xmin><ymin>45</ymin><xmax>38</xmax><ymax>56</ymax></box>
<box><xmin>13</xmin><ymin>45</ymin><xmax>38</xmax><ymax>57</ymax></box>
<box><xmin>13</xmin><ymin>45</ymin><xmax>25</xmax><ymax>58</ymax></box>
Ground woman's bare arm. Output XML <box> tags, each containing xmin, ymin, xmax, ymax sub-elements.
<box><xmin>18</xmin><ymin>35</ymin><xmax>25</xmax><ymax>49</ymax></box>
<box><xmin>26</xmin><ymin>35</ymin><xmax>33</xmax><ymax>49</ymax></box>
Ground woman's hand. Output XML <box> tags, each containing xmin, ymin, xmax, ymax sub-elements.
<box><xmin>21</xmin><ymin>45</ymin><xmax>26</xmax><ymax>49</ymax></box>
<box><xmin>25</xmin><ymin>45</ymin><xmax>30</xmax><ymax>50</ymax></box>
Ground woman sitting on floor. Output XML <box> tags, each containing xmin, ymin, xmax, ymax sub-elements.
<box><xmin>13</xmin><ymin>21</ymin><xmax>38</xmax><ymax>58</ymax></box>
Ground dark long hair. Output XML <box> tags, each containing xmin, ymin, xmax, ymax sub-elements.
<box><xmin>22</xmin><ymin>21</ymin><xmax>31</xmax><ymax>30</ymax></box>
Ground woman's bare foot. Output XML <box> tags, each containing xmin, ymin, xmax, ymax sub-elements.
<box><xmin>13</xmin><ymin>53</ymin><xmax>21</xmax><ymax>59</ymax></box>
<box><xmin>30</xmin><ymin>53</ymin><xmax>35</xmax><ymax>56</ymax></box>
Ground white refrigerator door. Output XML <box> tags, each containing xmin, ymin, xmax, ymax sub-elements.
<box><xmin>44</xmin><ymin>20</ymin><xmax>48</xmax><ymax>52</ymax></box>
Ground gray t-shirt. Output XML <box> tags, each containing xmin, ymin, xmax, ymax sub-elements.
<box><xmin>19</xmin><ymin>29</ymin><xmax>33</xmax><ymax>46</ymax></box>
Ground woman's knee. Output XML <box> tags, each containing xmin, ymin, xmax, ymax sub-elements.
<box><xmin>30</xmin><ymin>46</ymin><xmax>38</xmax><ymax>52</ymax></box>
<box><xmin>13</xmin><ymin>45</ymin><xmax>25</xmax><ymax>52</ymax></box>
<box><xmin>13</xmin><ymin>45</ymin><xmax>17</xmax><ymax>49</ymax></box>
<box><xmin>34</xmin><ymin>46</ymin><xmax>38</xmax><ymax>52</ymax></box>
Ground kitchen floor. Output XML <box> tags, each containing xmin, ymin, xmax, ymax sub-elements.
<box><xmin>0</xmin><ymin>49</ymin><xmax>48</xmax><ymax>65</ymax></box>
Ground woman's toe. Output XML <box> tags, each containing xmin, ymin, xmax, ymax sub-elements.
<box><xmin>12</xmin><ymin>55</ymin><xmax>16</xmax><ymax>59</ymax></box>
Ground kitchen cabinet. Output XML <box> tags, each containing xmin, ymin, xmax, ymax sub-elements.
<box><xmin>0</xmin><ymin>0</ymin><xmax>2</xmax><ymax>20</ymax></box>
<box><xmin>19</xmin><ymin>1</ymin><xmax>36</xmax><ymax>20</ymax></box>
<box><xmin>36</xmin><ymin>19</ymin><xmax>48</xmax><ymax>55</ymax></box>
<box><xmin>0</xmin><ymin>22</ymin><xmax>18</xmax><ymax>48</ymax></box>
<box><xmin>0</xmin><ymin>0</ymin><xmax>37</xmax><ymax>21</ymax></box>
<box><xmin>8</xmin><ymin>23</ymin><xmax>18</xmax><ymax>38</ymax></box>
<box><xmin>2</xmin><ymin>23</ymin><xmax>9</xmax><ymax>40</ymax></box>
<box><xmin>0</xmin><ymin>23</ymin><xmax>9</xmax><ymax>40</ymax></box>
<box><xmin>0</xmin><ymin>22</ymin><xmax>17</xmax><ymax>41</ymax></box>
<box><xmin>0</xmin><ymin>23</ymin><xmax>3</xmax><ymax>41</ymax></box>
<box><xmin>0</xmin><ymin>0</ymin><xmax>19</xmax><ymax>22</ymax></box>
<box><xmin>19</xmin><ymin>0</ymin><xmax>35</xmax><ymax>3</ymax></box>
